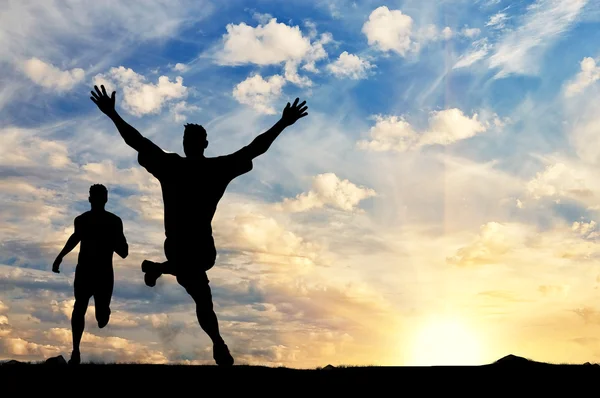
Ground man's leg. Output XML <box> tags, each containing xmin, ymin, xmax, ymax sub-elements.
<box><xmin>141</xmin><ymin>260</ymin><xmax>176</xmax><ymax>287</ymax></box>
<box><xmin>141</xmin><ymin>238</ymin><xmax>177</xmax><ymax>287</ymax></box>
<box><xmin>71</xmin><ymin>271</ymin><xmax>91</xmax><ymax>365</ymax></box>
<box><xmin>177</xmin><ymin>272</ymin><xmax>234</xmax><ymax>366</ymax></box>
<box><xmin>94</xmin><ymin>270</ymin><xmax>114</xmax><ymax>329</ymax></box>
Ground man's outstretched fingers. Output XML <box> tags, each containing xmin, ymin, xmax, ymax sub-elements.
<box><xmin>101</xmin><ymin>85</ymin><xmax>108</xmax><ymax>97</ymax></box>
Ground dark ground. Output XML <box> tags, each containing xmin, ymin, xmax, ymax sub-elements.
<box><xmin>1</xmin><ymin>355</ymin><xmax>598</xmax><ymax>394</ymax></box>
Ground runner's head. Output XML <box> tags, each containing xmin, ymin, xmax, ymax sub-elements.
<box><xmin>89</xmin><ymin>184</ymin><xmax>108</xmax><ymax>208</ymax></box>
<box><xmin>183</xmin><ymin>123</ymin><xmax>208</xmax><ymax>158</ymax></box>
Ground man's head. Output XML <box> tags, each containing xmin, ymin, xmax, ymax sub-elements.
<box><xmin>183</xmin><ymin>123</ymin><xmax>208</xmax><ymax>158</ymax></box>
<box><xmin>89</xmin><ymin>184</ymin><xmax>108</xmax><ymax>208</ymax></box>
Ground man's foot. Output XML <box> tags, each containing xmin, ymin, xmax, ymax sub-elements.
<box><xmin>68</xmin><ymin>350</ymin><xmax>80</xmax><ymax>366</ymax></box>
<box><xmin>97</xmin><ymin>308</ymin><xmax>111</xmax><ymax>329</ymax></box>
<box><xmin>141</xmin><ymin>260</ymin><xmax>162</xmax><ymax>287</ymax></box>
<box><xmin>213</xmin><ymin>343</ymin><xmax>234</xmax><ymax>367</ymax></box>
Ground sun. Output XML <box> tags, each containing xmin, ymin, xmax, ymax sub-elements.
<box><xmin>406</xmin><ymin>316</ymin><xmax>485</xmax><ymax>366</ymax></box>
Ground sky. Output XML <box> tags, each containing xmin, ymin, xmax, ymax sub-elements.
<box><xmin>2</xmin><ymin>0</ymin><xmax>600</xmax><ymax>368</ymax></box>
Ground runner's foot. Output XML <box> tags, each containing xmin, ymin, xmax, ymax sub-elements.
<box><xmin>213</xmin><ymin>343</ymin><xmax>234</xmax><ymax>367</ymax></box>
<box><xmin>68</xmin><ymin>350</ymin><xmax>80</xmax><ymax>366</ymax></box>
<box><xmin>141</xmin><ymin>260</ymin><xmax>162</xmax><ymax>287</ymax></box>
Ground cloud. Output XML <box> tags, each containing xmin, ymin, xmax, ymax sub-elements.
<box><xmin>21</xmin><ymin>58</ymin><xmax>85</xmax><ymax>92</ymax></box>
<box><xmin>0</xmin><ymin>0</ymin><xmax>215</xmax><ymax>76</ymax></box>
<box><xmin>283</xmin><ymin>62</ymin><xmax>313</xmax><ymax>88</ymax></box>
<box><xmin>275</xmin><ymin>173</ymin><xmax>377</xmax><ymax>213</ymax></box>
<box><xmin>1</xmin><ymin>337</ymin><xmax>61</xmax><ymax>358</ymax></box>
<box><xmin>462</xmin><ymin>27</ymin><xmax>481</xmax><ymax>38</ymax></box>
<box><xmin>446</xmin><ymin>222</ymin><xmax>534</xmax><ymax>267</ymax></box>
<box><xmin>357</xmin><ymin>108</ymin><xmax>491</xmax><ymax>152</ymax></box>
<box><xmin>44</xmin><ymin>328</ymin><xmax>169</xmax><ymax>363</ymax></box>
<box><xmin>232</xmin><ymin>74</ymin><xmax>286</xmax><ymax>115</ymax></box>
<box><xmin>453</xmin><ymin>38</ymin><xmax>492</xmax><ymax>69</ymax></box>
<box><xmin>525</xmin><ymin>162</ymin><xmax>595</xmax><ymax>203</ymax></box>
<box><xmin>362</xmin><ymin>6</ymin><xmax>414</xmax><ymax>56</ymax></box>
<box><xmin>0</xmin><ymin>127</ymin><xmax>73</xmax><ymax>170</ymax></box>
<box><xmin>172</xmin><ymin>63</ymin><xmax>189</xmax><ymax>72</ymax></box>
<box><xmin>564</xmin><ymin>57</ymin><xmax>600</xmax><ymax>97</ymax></box>
<box><xmin>442</xmin><ymin>27</ymin><xmax>454</xmax><ymax>40</ymax></box>
<box><xmin>213</xmin><ymin>18</ymin><xmax>328</xmax><ymax>68</ymax></box>
<box><xmin>326</xmin><ymin>52</ymin><xmax>375</xmax><ymax>80</ymax></box>
<box><xmin>488</xmin><ymin>0</ymin><xmax>588</xmax><ymax>78</ymax></box>
<box><xmin>213</xmin><ymin>18</ymin><xmax>333</xmax><ymax>90</ymax></box>
<box><xmin>485</xmin><ymin>12</ymin><xmax>510</xmax><ymax>29</ymax></box>
<box><xmin>93</xmin><ymin>66</ymin><xmax>189</xmax><ymax>117</ymax></box>
<box><xmin>170</xmin><ymin>101</ymin><xmax>201</xmax><ymax>122</ymax></box>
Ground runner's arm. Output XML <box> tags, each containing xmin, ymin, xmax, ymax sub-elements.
<box><xmin>114</xmin><ymin>218</ymin><xmax>128</xmax><ymax>259</ymax></box>
<box><xmin>56</xmin><ymin>217</ymin><xmax>82</xmax><ymax>259</ymax></box>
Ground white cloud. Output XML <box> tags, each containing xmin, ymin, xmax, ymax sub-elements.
<box><xmin>252</xmin><ymin>12</ymin><xmax>273</xmax><ymax>25</ymax></box>
<box><xmin>284</xmin><ymin>62</ymin><xmax>313</xmax><ymax>87</ymax></box>
<box><xmin>526</xmin><ymin>162</ymin><xmax>594</xmax><ymax>202</ymax></box>
<box><xmin>564</xmin><ymin>57</ymin><xmax>600</xmax><ymax>97</ymax></box>
<box><xmin>572</xmin><ymin>220</ymin><xmax>600</xmax><ymax>239</ymax></box>
<box><xmin>362</xmin><ymin>6</ymin><xmax>414</xmax><ymax>56</ymax></box>
<box><xmin>0</xmin><ymin>0</ymin><xmax>214</xmax><ymax>72</ymax></box>
<box><xmin>93</xmin><ymin>66</ymin><xmax>188</xmax><ymax>117</ymax></box>
<box><xmin>441</xmin><ymin>27</ymin><xmax>454</xmax><ymax>40</ymax></box>
<box><xmin>486</xmin><ymin>12</ymin><xmax>510</xmax><ymax>29</ymax></box>
<box><xmin>362</xmin><ymin>7</ymin><xmax>454</xmax><ymax>57</ymax></box>
<box><xmin>462</xmin><ymin>27</ymin><xmax>481</xmax><ymax>38</ymax></box>
<box><xmin>446</xmin><ymin>222</ymin><xmax>534</xmax><ymax>267</ymax></box>
<box><xmin>172</xmin><ymin>63</ymin><xmax>189</xmax><ymax>72</ymax></box>
<box><xmin>170</xmin><ymin>101</ymin><xmax>201</xmax><ymax>122</ymax></box>
<box><xmin>488</xmin><ymin>0</ymin><xmax>588</xmax><ymax>78</ymax></box>
<box><xmin>212</xmin><ymin>18</ymin><xmax>332</xmax><ymax>87</ymax></box>
<box><xmin>232</xmin><ymin>74</ymin><xmax>286</xmax><ymax>115</ymax></box>
<box><xmin>0</xmin><ymin>127</ymin><xmax>73</xmax><ymax>169</ymax></box>
<box><xmin>326</xmin><ymin>52</ymin><xmax>374</xmax><ymax>80</ymax></box>
<box><xmin>453</xmin><ymin>38</ymin><xmax>492</xmax><ymax>69</ymax></box>
<box><xmin>215</xmin><ymin>18</ymin><xmax>317</xmax><ymax>66</ymax></box>
<box><xmin>21</xmin><ymin>58</ymin><xmax>85</xmax><ymax>92</ymax></box>
<box><xmin>300</xmin><ymin>32</ymin><xmax>333</xmax><ymax>74</ymax></box>
<box><xmin>276</xmin><ymin>173</ymin><xmax>377</xmax><ymax>213</ymax></box>
<box><xmin>357</xmin><ymin>109</ymin><xmax>489</xmax><ymax>152</ymax></box>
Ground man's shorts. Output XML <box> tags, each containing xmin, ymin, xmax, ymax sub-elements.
<box><xmin>73</xmin><ymin>265</ymin><xmax>114</xmax><ymax>316</ymax></box>
<box><xmin>164</xmin><ymin>237</ymin><xmax>216</xmax><ymax>293</ymax></box>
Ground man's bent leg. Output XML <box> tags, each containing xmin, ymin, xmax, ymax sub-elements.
<box><xmin>177</xmin><ymin>272</ymin><xmax>234</xmax><ymax>366</ymax></box>
<box><xmin>94</xmin><ymin>271</ymin><xmax>114</xmax><ymax>329</ymax></box>
<box><xmin>141</xmin><ymin>238</ymin><xmax>178</xmax><ymax>287</ymax></box>
<box><xmin>141</xmin><ymin>260</ymin><xmax>176</xmax><ymax>287</ymax></box>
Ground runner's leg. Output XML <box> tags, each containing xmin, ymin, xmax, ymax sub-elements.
<box><xmin>71</xmin><ymin>267</ymin><xmax>92</xmax><ymax>365</ymax></box>
<box><xmin>94</xmin><ymin>269</ymin><xmax>114</xmax><ymax>329</ymax></box>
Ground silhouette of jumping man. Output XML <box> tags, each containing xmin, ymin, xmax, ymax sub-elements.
<box><xmin>52</xmin><ymin>184</ymin><xmax>129</xmax><ymax>365</ymax></box>
<box><xmin>90</xmin><ymin>84</ymin><xmax>307</xmax><ymax>366</ymax></box>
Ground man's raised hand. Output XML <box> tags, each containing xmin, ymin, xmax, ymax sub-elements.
<box><xmin>90</xmin><ymin>85</ymin><xmax>116</xmax><ymax>116</ymax></box>
<box><xmin>281</xmin><ymin>98</ymin><xmax>308</xmax><ymax>126</ymax></box>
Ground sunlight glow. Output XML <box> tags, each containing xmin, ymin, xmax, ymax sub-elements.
<box><xmin>406</xmin><ymin>316</ymin><xmax>485</xmax><ymax>366</ymax></box>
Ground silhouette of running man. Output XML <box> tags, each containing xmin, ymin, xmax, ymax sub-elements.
<box><xmin>90</xmin><ymin>84</ymin><xmax>307</xmax><ymax>366</ymax></box>
<box><xmin>52</xmin><ymin>184</ymin><xmax>128</xmax><ymax>365</ymax></box>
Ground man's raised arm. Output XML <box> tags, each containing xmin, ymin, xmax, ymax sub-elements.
<box><xmin>90</xmin><ymin>85</ymin><xmax>157</xmax><ymax>154</ymax></box>
<box><xmin>241</xmin><ymin>98</ymin><xmax>308</xmax><ymax>159</ymax></box>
